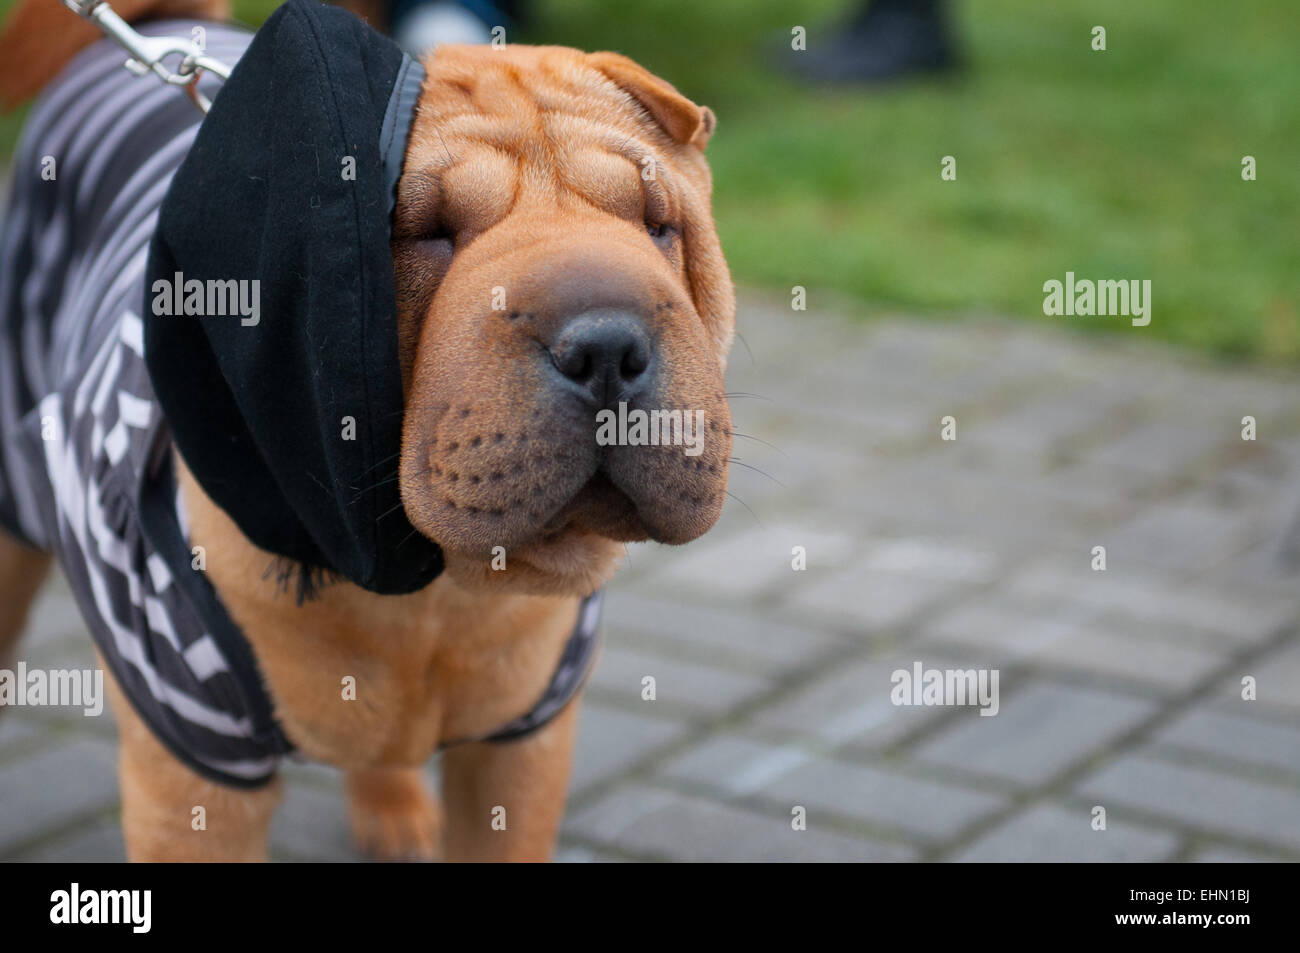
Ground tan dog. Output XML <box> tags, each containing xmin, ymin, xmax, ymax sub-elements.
<box><xmin>0</xmin><ymin>0</ymin><xmax>733</xmax><ymax>861</ymax></box>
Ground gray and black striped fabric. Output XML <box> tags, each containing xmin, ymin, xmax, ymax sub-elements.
<box><xmin>0</xmin><ymin>22</ymin><xmax>291</xmax><ymax>787</ymax></box>
<box><xmin>0</xmin><ymin>20</ymin><xmax>602</xmax><ymax>788</ymax></box>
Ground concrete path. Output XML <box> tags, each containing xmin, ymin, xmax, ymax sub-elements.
<box><xmin>3</xmin><ymin>292</ymin><xmax>1298</xmax><ymax>862</ymax></box>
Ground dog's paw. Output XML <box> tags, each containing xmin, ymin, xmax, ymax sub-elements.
<box><xmin>345</xmin><ymin>767</ymin><xmax>443</xmax><ymax>862</ymax></box>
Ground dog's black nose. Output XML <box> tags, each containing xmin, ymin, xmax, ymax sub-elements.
<box><xmin>547</xmin><ymin>310</ymin><xmax>652</xmax><ymax>407</ymax></box>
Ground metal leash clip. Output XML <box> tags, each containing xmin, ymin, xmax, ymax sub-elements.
<box><xmin>62</xmin><ymin>0</ymin><xmax>231</xmax><ymax>113</ymax></box>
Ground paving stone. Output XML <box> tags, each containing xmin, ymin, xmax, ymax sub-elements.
<box><xmin>757</xmin><ymin>751</ymin><xmax>1006</xmax><ymax>842</ymax></box>
<box><xmin>1033</xmin><ymin>627</ymin><xmax>1226</xmax><ymax>692</ymax></box>
<box><xmin>659</xmin><ymin>734</ymin><xmax>810</xmax><ymax>792</ymax></box>
<box><xmin>964</xmin><ymin>387</ymin><xmax>1135</xmax><ymax>460</ymax></box>
<box><xmin>636</xmin><ymin>521</ymin><xmax>861</xmax><ymax>604</ymax></box>
<box><xmin>747</xmin><ymin>653</ymin><xmax>969</xmax><ymax>748</ymax></box>
<box><xmin>780</xmin><ymin>565</ymin><xmax>977</xmax><ymax>633</ymax></box>
<box><xmin>1213</xmin><ymin>641</ymin><xmax>1300</xmax><ymax>718</ymax></box>
<box><xmin>1004</xmin><ymin>560</ymin><xmax>1295</xmax><ymax>646</ymax></box>
<box><xmin>0</xmin><ymin>737</ymin><xmax>118</xmax><ymax>855</ymax></box>
<box><xmin>21</xmin><ymin>582</ymin><xmax>89</xmax><ymax>653</ymax></box>
<box><xmin>918</xmin><ymin>600</ymin><xmax>1224</xmax><ymax>691</ymax></box>
<box><xmin>0</xmin><ymin>666</ymin><xmax>119</xmax><ymax>736</ymax></box>
<box><xmin>991</xmin><ymin>322</ymin><xmax>1114</xmax><ymax>378</ymax></box>
<box><xmin>601</xmin><ymin>590</ymin><xmax>843</xmax><ymax>674</ymax></box>
<box><xmin>839</xmin><ymin>457</ymin><xmax>1113</xmax><ymax>552</ymax></box>
<box><xmin>750</xmin><ymin>381</ymin><xmax>947</xmax><ymax>451</ymax></box>
<box><xmin>1152</xmin><ymin>706</ymin><xmax>1300</xmax><ymax>777</ymax></box>
<box><xmin>565</xmin><ymin>785</ymin><xmax>915</xmax><ymax>861</ymax></box>
<box><xmin>858</xmin><ymin>536</ymin><xmax>1001</xmax><ymax>583</ymax></box>
<box><xmin>1188</xmin><ymin>472</ymin><xmax>1300</xmax><ymax>544</ymax></box>
<box><xmin>1086</xmin><ymin>420</ymin><xmax>1232</xmax><ymax>477</ymax></box>
<box><xmin>569</xmin><ymin>702</ymin><xmax>688</xmax><ymax>795</ymax></box>
<box><xmin>948</xmin><ymin>802</ymin><xmax>1178</xmax><ymax>862</ymax></box>
<box><xmin>1046</xmin><ymin>457</ymin><xmax>1168</xmax><ymax>500</ymax></box>
<box><xmin>746</xmin><ymin>426</ymin><xmax>893</xmax><ymax>499</ymax></box>
<box><xmin>280</xmin><ymin>754</ymin><xmax>354</xmax><ymax>789</ymax></box>
<box><xmin>15</xmin><ymin>819</ymin><xmax>126</xmax><ymax>862</ymax></box>
<box><xmin>1101</xmin><ymin>501</ymin><xmax>1261</xmax><ymax>574</ymax></box>
<box><xmin>587</xmin><ymin>644</ymin><xmax>769</xmax><ymax>717</ymax></box>
<box><xmin>270</xmin><ymin>778</ymin><xmax>363</xmax><ymax>863</ymax></box>
<box><xmin>7</xmin><ymin>301</ymin><xmax>1300</xmax><ymax>863</ymax></box>
<box><xmin>1219</xmin><ymin>539</ymin><xmax>1300</xmax><ymax>598</ymax></box>
<box><xmin>830</xmin><ymin>325</ymin><xmax>1022</xmax><ymax>409</ymax></box>
<box><xmin>912</xmin><ymin>680</ymin><xmax>1158</xmax><ymax>787</ymax></box>
<box><xmin>1050</xmin><ymin>344</ymin><xmax>1194</xmax><ymax>401</ymax></box>
<box><xmin>553</xmin><ymin>844</ymin><xmax>628</xmax><ymax>862</ymax></box>
<box><xmin>1090</xmin><ymin>611</ymin><xmax>1269</xmax><ymax>655</ymax></box>
<box><xmin>657</xmin><ymin>733</ymin><xmax>1004</xmax><ymax>843</ymax></box>
<box><xmin>1189</xmin><ymin>846</ymin><xmax>1276</xmax><ymax>863</ymax></box>
<box><xmin>1077</xmin><ymin>754</ymin><xmax>1300</xmax><ymax>852</ymax></box>
<box><xmin>1171</xmin><ymin>374</ymin><xmax>1300</xmax><ymax>430</ymax></box>
<box><xmin>918</xmin><ymin>596</ymin><xmax>1095</xmax><ymax>654</ymax></box>
<box><xmin>0</xmin><ymin>711</ymin><xmax>46</xmax><ymax>751</ymax></box>
<box><xmin>724</xmin><ymin>290</ymin><xmax>864</xmax><ymax>373</ymax></box>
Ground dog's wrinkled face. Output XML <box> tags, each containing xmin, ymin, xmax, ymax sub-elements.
<box><xmin>395</xmin><ymin>45</ymin><xmax>735</xmax><ymax>594</ymax></box>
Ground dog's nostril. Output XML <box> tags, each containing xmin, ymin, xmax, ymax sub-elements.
<box><xmin>547</xmin><ymin>309</ymin><xmax>652</xmax><ymax>406</ymax></box>
<box><xmin>621</xmin><ymin>345</ymin><xmax>649</xmax><ymax>379</ymax></box>
<box><xmin>557</xmin><ymin>351</ymin><xmax>593</xmax><ymax>382</ymax></box>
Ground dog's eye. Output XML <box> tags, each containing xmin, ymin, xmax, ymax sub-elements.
<box><xmin>645</xmin><ymin>222</ymin><xmax>675</xmax><ymax>241</ymax></box>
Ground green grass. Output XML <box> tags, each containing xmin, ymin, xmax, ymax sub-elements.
<box><xmin>525</xmin><ymin>0</ymin><xmax>1299</xmax><ymax>361</ymax></box>
<box><xmin>5</xmin><ymin>0</ymin><xmax>1296</xmax><ymax>360</ymax></box>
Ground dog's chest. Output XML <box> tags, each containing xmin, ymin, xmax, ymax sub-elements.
<box><xmin>233</xmin><ymin>575</ymin><xmax>577</xmax><ymax>766</ymax></box>
<box><xmin>178</xmin><ymin>464</ymin><xmax>578</xmax><ymax>766</ymax></box>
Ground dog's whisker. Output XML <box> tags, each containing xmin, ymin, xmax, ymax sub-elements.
<box><xmin>432</xmin><ymin>124</ymin><xmax>456</xmax><ymax>167</ymax></box>
<box><xmin>727</xmin><ymin>431</ymin><xmax>786</xmax><ymax>456</ymax></box>
<box><xmin>347</xmin><ymin>471</ymin><xmax>400</xmax><ymax>504</ymax></box>
<box><xmin>395</xmin><ymin>526</ymin><xmax>424</xmax><ymax>549</ymax></box>
<box><xmin>727</xmin><ymin>457</ymin><xmax>786</xmax><ymax>488</ymax></box>
<box><xmin>723</xmin><ymin>391</ymin><xmax>772</xmax><ymax>402</ymax></box>
<box><xmin>354</xmin><ymin>452</ymin><xmax>401</xmax><ymax>478</ymax></box>
<box><xmin>733</xmin><ymin>329</ymin><xmax>755</xmax><ymax>368</ymax></box>
<box><xmin>724</xmin><ymin>489</ymin><xmax>763</xmax><ymax>528</ymax></box>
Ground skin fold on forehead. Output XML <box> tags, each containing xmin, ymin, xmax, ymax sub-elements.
<box><xmin>397</xmin><ymin>44</ymin><xmax>734</xmax><ymax>361</ymax></box>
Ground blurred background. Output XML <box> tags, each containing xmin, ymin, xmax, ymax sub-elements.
<box><xmin>0</xmin><ymin>0</ymin><xmax>1297</xmax><ymax>862</ymax></box>
<box><xmin>5</xmin><ymin>0</ymin><xmax>1297</xmax><ymax>356</ymax></box>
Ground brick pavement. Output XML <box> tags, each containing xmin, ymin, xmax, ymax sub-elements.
<box><xmin>3</xmin><ymin>292</ymin><xmax>1298</xmax><ymax>862</ymax></box>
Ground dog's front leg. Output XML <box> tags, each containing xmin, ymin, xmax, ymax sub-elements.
<box><xmin>103</xmin><ymin>660</ymin><xmax>281</xmax><ymax>862</ymax></box>
<box><xmin>345</xmin><ymin>766</ymin><xmax>443</xmax><ymax>862</ymax></box>
<box><xmin>440</xmin><ymin>697</ymin><xmax>582</xmax><ymax>862</ymax></box>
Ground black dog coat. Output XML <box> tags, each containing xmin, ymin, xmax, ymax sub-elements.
<box><xmin>0</xmin><ymin>1</ymin><xmax>600</xmax><ymax>788</ymax></box>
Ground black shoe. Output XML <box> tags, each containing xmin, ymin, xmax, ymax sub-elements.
<box><xmin>780</xmin><ymin>0</ymin><xmax>962</xmax><ymax>85</ymax></box>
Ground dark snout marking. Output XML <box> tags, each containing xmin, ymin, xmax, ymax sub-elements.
<box><xmin>544</xmin><ymin>309</ymin><xmax>653</xmax><ymax>409</ymax></box>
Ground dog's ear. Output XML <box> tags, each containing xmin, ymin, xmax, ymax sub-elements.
<box><xmin>587</xmin><ymin>51</ymin><xmax>714</xmax><ymax>149</ymax></box>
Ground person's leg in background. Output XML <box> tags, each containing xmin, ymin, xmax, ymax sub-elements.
<box><xmin>782</xmin><ymin>0</ymin><xmax>962</xmax><ymax>85</ymax></box>
<box><xmin>388</xmin><ymin>0</ymin><xmax>521</xmax><ymax>52</ymax></box>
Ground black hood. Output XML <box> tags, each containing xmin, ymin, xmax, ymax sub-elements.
<box><xmin>144</xmin><ymin>0</ymin><xmax>442</xmax><ymax>594</ymax></box>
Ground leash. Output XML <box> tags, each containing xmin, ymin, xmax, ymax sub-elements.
<box><xmin>62</xmin><ymin>0</ymin><xmax>231</xmax><ymax>113</ymax></box>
